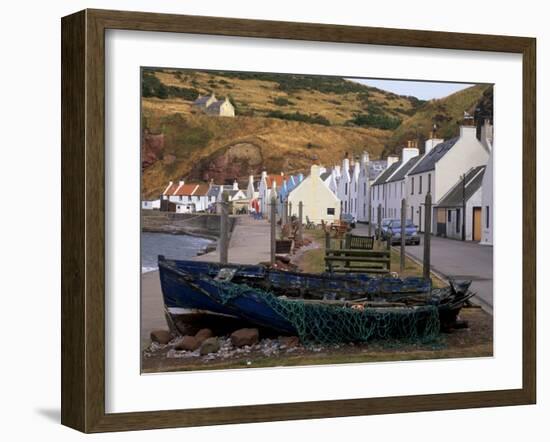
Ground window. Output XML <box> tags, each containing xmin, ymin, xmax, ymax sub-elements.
<box><xmin>456</xmin><ymin>209</ymin><xmax>461</xmax><ymax>233</ymax></box>
<box><xmin>486</xmin><ymin>206</ymin><xmax>490</xmax><ymax>228</ymax></box>
<box><xmin>363</xmin><ymin>182</ymin><xmax>366</xmax><ymax>196</ymax></box>
<box><xmin>377</xmin><ymin>186</ymin><xmax>380</xmax><ymax>199</ymax></box>
<box><xmin>179</xmin><ymin>196</ymin><xmax>183</xmax><ymax>201</ymax></box>
<box><xmin>327</xmin><ymin>208</ymin><xmax>335</xmax><ymax>215</ymax></box>
<box><xmin>401</xmin><ymin>182</ymin><xmax>404</xmax><ymax>197</ymax></box>
<box><xmin>428</xmin><ymin>173</ymin><xmax>431</xmax><ymax>193</ymax></box>
<box><xmin>411</xmin><ymin>177</ymin><xmax>414</xmax><ymax>195</ymax></box>
<box><xmin>448</xmin><ymin>210</ymin><xmax>452</xmax><ymax>222</ymax></box>
<box><xmin>344</xmin><ymin>201</ymin><xmax>348</xmax><ymax>212</ymax></box>
<box><xmin>345</xmin><ymin>183</ymin><xmax>348</xmax><ymax>194</ymax></box>
<box><xmin>410</xmin><ymin>206</ymin><xmax>414</xmax><ymax>220</ymax></box>
<box><xmin>419</xmin><ymin>176</ymin><xmax>423</xmax><ymax>194</ymax></box>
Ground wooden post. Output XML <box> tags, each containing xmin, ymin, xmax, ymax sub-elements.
<box><xmin>461</xmin><ymin>174</ymin><xmax>466</xmax><ymax>241</ymax></box>
<box><xmin>423</xmin><ymin>192</ymin><xmax>432</xmax><ymax>280</ymax></box>
<box><xmin>297</xmin><ymin>201</ymin><xmax>303</xmax><ymax>243</ymax></box>
<box><xmin>367</xmin><ymin>201</ymin><xmax>372</xmax><ymax>236</ymax></box>
<box><xmin>377</xmin><ymin>204</ymin><xmax>382</xmax><ymax>241</ymax></box>
<box><xmin>270</xmin><ymin>197</ymin><xmax>276</xmax><ymax>265</ymax></box>
<box><xmin>400</xmin><ymin>198</ymin><xmax>406</xmax><ymax>274</ymax></box>
<box><xmin>220</xmin><ymin>191</ymin><xmax>229</xmax><ymax>264</ymax></box>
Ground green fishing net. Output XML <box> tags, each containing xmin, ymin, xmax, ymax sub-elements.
<box><xmin>213</xmin><ymin>280</ymin><xmax>441</xmax><ymax>345</ymax></box>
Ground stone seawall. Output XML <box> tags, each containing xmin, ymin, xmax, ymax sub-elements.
<box><xmin>141</xmin><ymin>211</ymin><xmax>236</xmax><ymax>240</ymax></box>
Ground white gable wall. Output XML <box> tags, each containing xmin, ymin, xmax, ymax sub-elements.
<box><xmin>288</xmin><ymin>165</ymin><xmax>341</xmax><ymax>224</ymax></box>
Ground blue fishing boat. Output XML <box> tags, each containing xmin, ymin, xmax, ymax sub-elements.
<box><xmin>158</xmin><ymin>256</ymin><xmax>474</xmax><ymax>343</ymax></box>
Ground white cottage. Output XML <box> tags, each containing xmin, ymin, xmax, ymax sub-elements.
<box><xmin>479</xmin><ymin>120</ymin><xmax>494</xmax><ymax>245</ymax></box>
<box><xmin>258</xmin><ymin>172</ymin><xmax>284</xmax><ymax>216</ymax></box>
<box><xmin>407</xmin><ymin>124</ymin><xmax>489</xmax><ymax>234</ymax></box>
<box><xmin>141</xmin><ymin>199</ymin><xmax>161</xmax><ymax>210</ymax></box>
<box><xmin>193</xmin><ymin>93</ymin><xmax>235</xmax><ymax>117</ymax></box>
<box><xmin>287</xmin><ymin>165</ymin><xmax>341</xmax><ymax>224</ymax></box>
<box><xmin>437</xmin><ymin>166</ymin><xmax>486</xmax><ymax>241</ymax></box>
<box><xmin>356</xmin><ymin>152</ymin><xmax>370</xmax><ymax>223</ymax></box>
<box><xmin>336</xmin><ymin>156</ymin><xmax>352</xmax><ymax>215</ymax></box>
<box><xmin>370</xmin><ymin>155</ymin><xmax>400</xmax><ymax>224</ymax></box>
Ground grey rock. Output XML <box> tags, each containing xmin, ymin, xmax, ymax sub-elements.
<box><xmin>150</xmin><ymin>329</ymin><xmax>171</xmax><ymax>345</ymax></box>
<box><xmin>200</xmin><ymin>337</ymin><xmax>221</xmax><ymax>355</ymax></box>
<box><xmin>175</xmin><ymin>335</ymin><xmax>200</xmax><ymax>351</ymax></box>
<box><xmin>230</xmin><ymin>328</ymin><xmax>259</xmax><ymax>347</ymax></box>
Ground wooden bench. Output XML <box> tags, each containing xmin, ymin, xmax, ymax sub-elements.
<box><xmin>325</xmin><ymin>248</ymin><xmax>391</xmax><ymax>274</ymax></box>
<box><xmin>275</xmin><ymin>239</ymin><xmax>293</xmax><ymax>254</ymax></box>
<box><xmin>345</xmin><ymin>233</ymin><xmax>374</xmax><ymax>250</ymax></box>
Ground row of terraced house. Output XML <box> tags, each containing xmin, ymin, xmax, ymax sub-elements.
<box><xmin>143</xmin><ymin>118</ymin><xmax>493</xmax><ymax>244</ymax></box>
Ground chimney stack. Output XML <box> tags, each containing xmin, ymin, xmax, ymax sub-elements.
<box><xmin>387</xmin><ymin>156</ymin><xmax>399</xmax><ymax>167</ymax></box>
<box><xmin>402</xmin><ymin>146</ymin><xmax>419</xmax><ymax>164</ymax></box>
<box><xmin>233</xmin><ymin>179</ymin><xmax>239</xmax><ymax>191</ymax></box>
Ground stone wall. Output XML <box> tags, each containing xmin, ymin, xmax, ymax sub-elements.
<box><xmin>141</xmin><ymin>211</ymin><xmax>236</xmax><ymax>240</ymax></box>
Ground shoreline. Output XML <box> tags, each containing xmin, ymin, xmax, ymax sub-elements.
<box><xmin>142</xmin><ymin>227</ymin><xmax>219</xmax><ymax>242</ymax></box>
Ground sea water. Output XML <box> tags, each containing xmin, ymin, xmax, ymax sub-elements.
<box><xmin>141</xmin><ymin>232</ymin><xmax>214</xmax><ymax>273</ymax></box>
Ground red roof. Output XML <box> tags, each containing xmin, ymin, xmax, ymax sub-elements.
<box><xmin>193</xmin><ymin>184</ymin><xmax>210</xmax><ymax>196</ymax></box>
<box><xmin>266</xmin><ymin>175</ymin><xmax>284</xmax><ymax>188</ymax></box>
<box><xmin>163</xmin><ymin>182</ymin><xmax>179</xmax><ymax>195</ymax></box>
<box><xmin>173</xmin><ymin>184</ymin><xmax>199</xmax><ymax>196</ymax></box>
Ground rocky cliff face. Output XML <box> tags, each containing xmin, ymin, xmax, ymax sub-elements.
<box><xmin>189</xmin><ymin>142</ymin><xmax>264</xmax><ymax>183</ymax></box>
<box><xmin>141</xmin><ymin>132</ymin><xmax>165</xmax><ymax>168</ymax></box>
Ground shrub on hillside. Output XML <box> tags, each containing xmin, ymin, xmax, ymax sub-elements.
<box><xmin>267</xmin><ymin>110</ymin><xmax>331</xmax><ymax>126</ymax></box>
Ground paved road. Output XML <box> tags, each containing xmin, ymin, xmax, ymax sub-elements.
<box><xmin>352</xmin><ymin>223</ymin><xmax>493</xmax><ymax>313</ymax></box>
<box><xmin>193</xmin><ymin>215</ymin><xmax>272</xmax><ymax>264</ymax></box>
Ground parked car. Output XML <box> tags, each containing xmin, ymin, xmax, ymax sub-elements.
<box><xmin>341</xmin><ymin>213</ymin><xmax>356</xmax><ymax>228</ymax></box>
<box><xmin>386</xmin><ymin>219</ymin><xmax>421</xmax><ymax>245</ymax></box>
<box><xmin>377</xmin><ymin>218</ymin><xmax>393</xmax><ymax>239</ymax></box>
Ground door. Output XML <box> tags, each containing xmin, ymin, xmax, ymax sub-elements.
<box><xmin>437</xmin><ymin>208</ymin><xmax>447</xmax><ymax>237</ymax></box>
<box><xmin>473</xmin><ymin>207</ymin><xmax>482</xmax><ymax>241</ymax></box>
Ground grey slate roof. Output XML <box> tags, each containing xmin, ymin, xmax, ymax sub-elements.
<box><xmin>367</xmin><ymin>160</ymin><xmax>387</xmax><ymax>180</ymax></box>
<box><xmin>194</xmin><ymin>95</ymin><xmax>211</xmax><ymax>107</ymax></box>
<box><xmin>206</xmin><ymin>100</ymin><xmax>224</xmax><ymax>114</ymax></box>
<box><xmin>206</xmin><ymin>185</ymin><xmax>221</xmax><ymax>197</ymax></box>
<box><xmin>372</xmin><ymin>161</ymin><xmax>402</xmax><ymax>186</ymax></box>
<box><xmin>437</xmin><ymin>166</ymin><xmax>486</xmax><ymax>207</ymax></box>
<box><xmin>387</xmin><ymin>155</ymin><xmax>422</xmax><ymax>183</ymax></box>
<box><xmin>409</xmin><ymin>137</ymin><xmax>459</xmax><ymax>176</ymax></box>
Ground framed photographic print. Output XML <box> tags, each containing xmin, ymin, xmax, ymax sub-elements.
<box><xmin>61</xmin><ymin>9</ymin><xmax>536</xmax><ymax>433</ymax></box>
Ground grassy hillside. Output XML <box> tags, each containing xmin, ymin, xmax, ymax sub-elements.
<box><xmin>141</xmin><ymin>68</ymin><xmax>491</xmax><ymax>199</ymax></box>
<box><xmin>383</xmin><ymin>84</ymin><xmax>492</xmax><ymax>156</ymax></box>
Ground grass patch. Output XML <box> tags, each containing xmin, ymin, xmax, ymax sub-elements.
<box><xmin>298</xmin><ymin>229</ymin><xmax>447</xmax><ymax>287</ymax></box>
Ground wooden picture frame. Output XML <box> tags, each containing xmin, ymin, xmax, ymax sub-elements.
<box><xmin>61</xmin><ymin>8</ymin><xmax>536</xmax><ymax>433</ymax></box>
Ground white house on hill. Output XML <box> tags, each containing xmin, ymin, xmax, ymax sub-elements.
<box><xmin>193</xmin><ymin>93</ymin><xmax>235</xmax><ymax>117</ymax></box>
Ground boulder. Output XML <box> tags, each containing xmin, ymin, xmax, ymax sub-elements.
<box><xmin>195</xmin><ymin>328</ymin><xmax>214</xmax><ymax>344</ymax></box>
<box><xmin>231</xmin><ymin>328</ymin><xmax>259</xmax><ymax>348</ymax></box>
<box><xmin>278</xmin><ymin>336</ymin><xmax>300</xmax><ymax>348</ymax></box>
<box><xmin>150</xmin><ymin>329</ymin><xmax>171</xmax><ymax>345</ymax></box>
<box><xmin>200</xmin><ymin>337</ymin><xmax>220</xmax><ymax>355</ymax></box>
<box><xmin>175</xmin><ymin>335</ymin><xmax>200</xmax><ymax>351</ymax></box>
